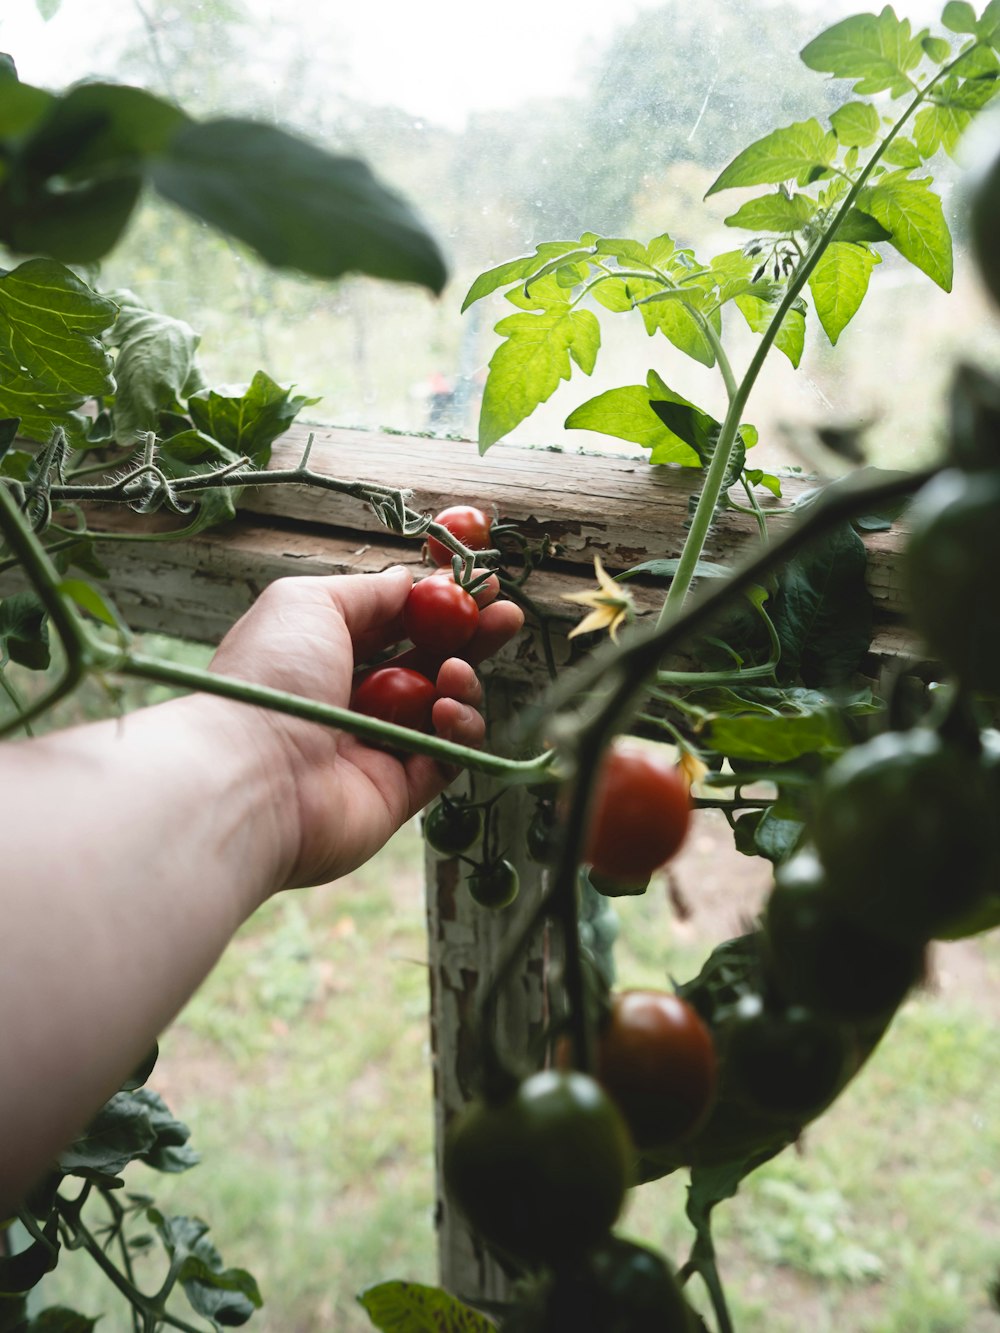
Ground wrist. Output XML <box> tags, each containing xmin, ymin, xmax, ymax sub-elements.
<box><xmin>171</xmin><ymin>690</ymin><xmax>303</xmax><ymax>907</ymax></box>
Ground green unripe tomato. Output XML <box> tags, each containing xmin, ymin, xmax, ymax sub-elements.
<box><xmin>724</xmin><ymin>995</ymin><xmax>852</xmax><ymax>1120</ymax></box>
<box><xmin>526</xmin><ymin>804</ymin><xmax>560</xmax><ymax>865</ymax></box>
<box><xmin>467</xmin><ymin>858</ymin><xmax>519</xmax><ymax>909</ymax></box>
<box><xmin>905</xmin><ymin>469</ymin><xmax>1000</xmax><ymax>697</ymax></box>
<box><xmin>443</xmin><ymin>1070</ymin><xmax>633</xmax><ymax>1269</ymax></box>
<box><xmin>423</xmin><ymin>800</ymin><xmax>483</xmax><ymax>856</ymax></box>
<box><xmin>518</xmin><ymin>1236</ymin><xmax>698</xmax><ymax>1331</ymax></box>
<box><xmin>765</xmin><ymin>850</ymin><xmax>925</xmax><ymax>1021</ymax></box>
<box><xmin>810</xmin><ymin>725</ymin><xmax>1000</xmax><ymax>942</ymax></box>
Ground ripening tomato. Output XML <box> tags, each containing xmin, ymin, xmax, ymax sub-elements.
<box><xmin>350</xmin><ymin>666</ymin><xmax>436</xmax><ymax>732</ymax></box>
<box><xmin>443</xmin><ymin>1069</ymin><xmax>632</xmax><ymax>1268</ymax></box>
<box><xmin>404</xmin><ymin>574</ymin><xmax>480</xmax><ymax>656</ymax></box>
<box><xmin>595</xmin><ymin>990</ymin><xmax>717</xmax><ymax>1149</ymax></box>
<box><xmin>427</xmin><ymin>505</ymin><xmax>493</xmax><ymax>567</ymax></box>
<box><xmin>584</xmin><ymin>743</ymin><xmax>691</xmax><ymax>884</ymax></box>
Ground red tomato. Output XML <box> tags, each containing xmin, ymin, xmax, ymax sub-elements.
<box><xmin>404</xmin><ymin>574</ymin><xmax>480</xmax><ymax>656</ymax></box>
<box><xmin>584</xmin><ymin>743</ymin><xmax>691</xmax><ymax>883</ymax></box>
<box><xmin>596</xmin><ymin>990</ymin><xmax>717</xmax><ymax>1149</ymax></box>
<box><xmin>351</xmin><ymin>666</ymin><xmax>436</xmax><ymax>732</ymax></box>
<box><xmin>427</xmin><ymin>505</ymin><xmax>493</xmax><ymax>566</ymax></box>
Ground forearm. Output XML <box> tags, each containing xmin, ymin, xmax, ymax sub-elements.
<box><xmin>0</xmin><ymin>693</ymin><xmax>294</xmax><ymax>1214</ymax></box>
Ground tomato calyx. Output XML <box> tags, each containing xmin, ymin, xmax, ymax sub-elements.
<box><xmin>423</xmin><ymin>797</ymin><xmax>484</xmax><ymax>856</ymax></box>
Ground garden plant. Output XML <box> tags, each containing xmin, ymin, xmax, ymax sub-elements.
<box><xmin>3</xmin><ymin>2</ymin><xmax>1000</xmax><ymax>1330</ymax></box>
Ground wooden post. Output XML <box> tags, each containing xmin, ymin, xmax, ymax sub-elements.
<box><xmin>425</xmin><ymin>674</ymin><xmax>554</xmax><ymax>1302</ymax></box>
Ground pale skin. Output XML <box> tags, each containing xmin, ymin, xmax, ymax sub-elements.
<box><xmin>0</xmin><ymin>565</ymin><xmax>523</xmax><ymax>1216</ymax></box>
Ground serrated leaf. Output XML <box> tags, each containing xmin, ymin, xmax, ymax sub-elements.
<box><xmin>187</xmin><ymin>370</ymin><xmax>318</xmax><ymax>465</ymax></box>
<box><xmin>108</xmin><ymin>296</ymin><xmax>201</xmax><ymax>444</ymax></box>
<box><xmin>745</xmin><ymin>468</ymin><xmax>783</xmax><ymax>497</ymax></box>
<box><xmin>478</xmin><ymin>306</ymin><xmax>599</xmax><ymax>451</ymax></box>
<box><xmin>860</xmin><ymin>173</ymin><xmax>952</xmax><ymax>289</ymax></box>
<box><xmin>922</xmin><ymin>34</ymin><xmax>951</xmax><ymax>62</ymax></box>
<box><xmin>882</xmin><ymin>135</ymin><xmax>923</xmax><ymax>167</ymax></box>
<box><xmin>801</xmin><ymin>8</ymin><xmax>925</xmax><ymax>94</ymax></box>
<box><xmin>724</xmin><ymin>192</ymin><xmax>817</xmax><ymax>232</ymax></box>
<box><xmin>27</xmin><ymin>1310</ymin><xmax>98</xmax><ymax>1333</ymax></box>
<box><xmin>634</xmin><ymin>284</ymin><xmax>717</xmax><ymax>366</ymax></box>
<box><xmin>0</xmin><ymin>593</ymin><xmax>49</xmax><ymax>670</ymax></box>
<box><xmin>771</xmin><ymin>519</ymin><xmax>872</xmax><ymax>686</ymax></box>
<box><xmin>57</xmin><ymin>579</ymin><xmax>124</xmax><ymax>630</ymax></box>
<box><xmin>150</xmin><ymin>1211</ymin><xmax>261</xmax><ymax>1328</ymax></box>
<box><xmin>151</xmin><ymin>119</ymin><xmax>446</xmax><ymax>293</ymax></box>
<box><xmin>590</xmin><ymin>276</ymin><xmax>636</xmax><ymax>313</ymax></box>
<box><xmin>943</xmin><ymin>0</ymin><xmax>978</xmax><ymax>33</ymax></box>
<box><xmin>830</xmin><ymin>101</ymin><xmax>881</xmax><ymax>148</ymax></box>
<box><xmin>461</xmin><ymin>241</ymin><xmax>585</xmax><ymax>311</ymax></box>
<box><xmin>650</xmin><ymin>400</ymin><xmax>751</xmax><ymax>488</ymax></box>
<box><xmin>707</xmin><ymin>710</ymin><xmax>847</xmax><ymax>762</ymax></box>
<box><xmin>808</xmin><ymin>241</ymin><xmax>880</xmax><ymax>344</ymax></box>
<box><xmin>0</xmin><ymin>260</ymin><xmax>117</xmax><ymax>445</ymax></box>
<box><xmin>129</xmin><ymin>1088</ymin><xmax>200</xmax><ymax>1173</ymax></box>
<box><xmin>833</xmin><ymin>208</ymin><xmax>892</xmax><ymax>243</ymax></box>
<box><xmin>980</xmin><ymin>0</ymin><xmax>1000</xmax><ymax>45</ymax></box>
<box><xmin>358</xmin><ymin>1280</ymin><xmax>494</xmax><ymax>1332</ymax></box>
<box><xmin>59</xmin><ymin>1094</ymin><xmax>157</xmax><ymax>1177</ymax></box>
<box><xmin>734</xmin><ymin>294</ymin><xmax>806</xmax><ymax>368</ymax></box>
<box><xmin>565</xmin><ymin>370</ymin><xmax>700</xmax><ymax>464</ymax></box>
<box><xmin>707</xmin><ymin>119</ymin><xmax>837</xmax><ymax>195</ymax></box>
<box><xmin>913</xmin><ymin>101</ymin><xmax>975</xmax><ymax>158</ymax></box>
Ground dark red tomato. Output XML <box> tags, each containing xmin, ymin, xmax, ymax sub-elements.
<box><xmin>404</xmin><ymin>574</ymin><xmax>480</xmax><ymax>656</ymax></box>
<box><xmin>596</xmin><ymin>990</ymin><xmax>717</xmax><ymax>1150</ymax></box>
<box><xmin>426</xmin><ymin>505</ymin><xmax>493</xmax><ymax>566</ymax></box>
<box><xmin>351</xmin><ymin>666</ymin><xmax>436</xmax><ymax>732</ymax></box>
<box><xmin>584</xmin><ymin>743</ymin><xmax>691</xmax><ymax>883</ymax></box>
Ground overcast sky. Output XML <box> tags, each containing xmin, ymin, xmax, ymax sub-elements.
<box><xmin>1</xmin><ymin>0</ymin><xmax>953</xmax><ymax>129</ymax></box>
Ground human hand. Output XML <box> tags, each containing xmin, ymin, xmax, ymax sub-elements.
<box><xmin>205</xmin><ymin>566</ymin><xmax>523</xmax><ymax>890</ymax></box>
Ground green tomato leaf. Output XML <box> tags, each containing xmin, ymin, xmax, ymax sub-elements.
<box><xmin>149</xmin><ymin>1211</ymin><xmax>262</xmax><ymax>1327</ymax></box>
<box><xmin>707</xmin><ymin>119</ymin><xmax>837</xmax><ymax>195</ymax></box>
<box><xmin>745</xmin><ymin>468</ymin><xmax>783</xmax><ymax>498</ymax></box>
<box><xmin>808</xmin><ymin>242</ymin><xmax>880</xmax><ymax>344</ymax></box>
<box><xmin>59</xmin><ymin>1093</ymin><xmax>158</xmax><ymax>1178</ymax></box>
<box><xmin>0</xmin><ymin>1217</ymin><xmax>59</xmax><ymax>1296</ymax></box>
<box><xmin>829</xmin><ymin>101</ymin><xmax>881</xmax><ymax>148</ymax></box>
<box><xmin>151</xmin><ymin>119</ymin><xmax>447</xmax><ymax>293</ymax></box>
<box><xmin>882</xmin><ymin>135</ymin><xmax>923</xmax><ymax>167</ymax></box>
<box><xmin>800</xmin><ymin>9</ymin><xmax>925</xmax><ymax>95</ymax></box>
<box><xmin>187</xmin><ymin>370</ymin><xmax>319</xmax><ymax>466</ymax></box>
<box><xmin>565</xmin><ymin>376</ymin><xmax>701</xmax><ymax>464</ymax></box>
<box><xmin>649</xmin><ymin>400</ymin><xmax>751</xmax><ymax>489</ymax></box>
<box><xmin>0</xmin><ymin>593</ymin><xmax>50</xmax><ymax>670</ymax></box>
<box><xmin>107</xmin><ymin>294</ymin><xmax>202</xmax><ymax>444</ymax></box>
<box><xmin>26</xmin><ymin>1310</ymin><xmax>99</xmax><ymax>1333</ymax></box>
<box><xmin>913</xmin><ymin>100</ymin><xmax>976</xmax><ymax>158</ymax></box>
<box><xmin>633</xmin><ymin>284</ymin><xmax>717</xmax><ymax>366</ymax></box>
<box><xmin>0</xmin><ymin>419</ymin><xmax>18</xmax><ymax>462</ymax></box>
<box><xmin>461</xmin><ymin>241</ymin><xmax>587</xmax><ymax>311</ymax></box>
<box><xmin>590</xmin><ymin>276</ymin><xmax>636</xmax><ymax>313</ymax></box>
<box><xmin>942</xmin><ymin>0</ymin><xmax>978</xmax><ymax>33</ymax></box>
<box><xmin>860</xmin><ymin>173</ymin><xmax>953</xmax><ymax>290</ymax></box>
<box><xmin>707</xmin><ymin>710</ymin><xmax>848</xmax><ymax>763</ymax></box>
<box><xmin>734</xmin><ymin>293</ymin><xmax>806</xmax><ymax>368</ymax></box>
<box><xmin>358</xmin><ymin>1280</ymin><xmax>495</xmax><ymax>1332</ymax></box>
<box><xmin>723</xmin><ymin>191</ymin><xmax>817</xmax><ymax>232</ymax></box>
<box><xmin>770</xmin><ymin>518</ymin><xmax>872</xmax><ymax>687</ymax></box>
<box><xmin>0</xmin><ymin>260</ymin><xmax>117</xmax><ymax>446</ymax></box>
<box><xmin>129</xmin><ymin>1089</ymin><xmax>200</xmax><ymax>1173</ymax></box>
<box><xmin>832</xmin><ymin>208</ymin><xmax>892</xmax><ymax>244</ymax></box>
<box><xmin>478</xmin><ymin>306</ymin><xmax>599</xmax><ymax>451</ymax></box>
<box><xmin>57</xmin><ymin>580</ymin><xmax>125</xmax><ymax>631</ymax></box>
<box><xmin>922</xmin><ymin>34</ymin><xmax>951</xmax><ymax>62</ymax></box>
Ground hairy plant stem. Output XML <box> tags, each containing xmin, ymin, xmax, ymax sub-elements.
<box><xmin>659</xmin><ymin>48</ymin><xmax>967</xmax><ymax>630</ymax></box>
<box><xmin>0</xmin><ymin>481</ymin><xmax>550</xmax><ymax>779</ymax></box>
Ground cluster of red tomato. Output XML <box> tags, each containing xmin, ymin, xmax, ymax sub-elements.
<box><xmin>350</xmin><ymin>505</ymin><xmax>494</xmax><ymax>732</ymax></box>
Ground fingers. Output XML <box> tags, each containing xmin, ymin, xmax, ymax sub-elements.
<box><xmin>464</xmin><ymin>598</ymin><xmax>525</xmax><ymax>667</ymax></box>
<box><xmin>325</xmin><ymin>566</ymin><xmax>413</xmax><ymax>661</ymax></box>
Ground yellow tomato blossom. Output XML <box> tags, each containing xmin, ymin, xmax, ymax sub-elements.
<box><xmin>563</xmin><ymin>556</ymin><xmax>635</xmax><ymax>643</ymax></box>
